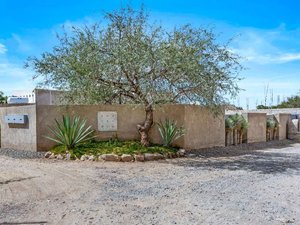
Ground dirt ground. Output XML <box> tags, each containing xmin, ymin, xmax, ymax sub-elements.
<box><xmin>1</xmin><ymin>142</ymin><xmax>300</xmax><ymax>225</ymax></box>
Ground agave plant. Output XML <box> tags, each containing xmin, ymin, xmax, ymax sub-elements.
<box><xmin>46</xmin><ymin>115</ymin><xmax>95</xmax><ymax>150</ymax></box>
<box><xmin>157</xmin><ymin>119</ymin><xmax>185</xmax><ymax>147</ymax></box>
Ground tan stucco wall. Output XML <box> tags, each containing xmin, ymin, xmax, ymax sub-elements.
<box><xmin>245</xmin><ymin>113</ymin><xmax>267</xmax><ymax>143</ymax></box>
<box><xmin>184</xmin><ymin>106</ymin><xmax>225</xmax><ymax>149</ymax></box>
<box><xmin>0</xmin><ymin>104</ymin><xmax>225</xmax><ymax>152</ymax></box>
<box><xmin>0</xmin><ymin>105</ymin><xmax>37</xmax><ymax>151</ymax></box>
<box><xmin>36</xmin><ymin>104</ymin><xmax>222</xmax><ymax>151</ymax></box>
<box><xmin>275</xmin><ymin>113</ymin><xmax>290</xmax><ymax>140</ymax></box>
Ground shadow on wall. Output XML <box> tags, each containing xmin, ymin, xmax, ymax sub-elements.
<box><xmin>163</xmin><ymin>140</ymin><xmax>300</xmax><ymax>175</ymax></box>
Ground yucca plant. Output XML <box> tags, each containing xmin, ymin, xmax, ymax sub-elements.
<box><xmin>225</xmin><ymin>117</ymin><xmax>234</xmax><ymax>146</ymax></box>
<box><xmin>230</xmin><ymin>114</ymin><xmax>243</xmax><ymax>145</ymax></box>
<box><xmin>46</xmin><ymin>115</ymin><xmax>96</xmax><ymax>150</ymax></box>
<box><xmin>157</xmin><ymin>119</ymin><xmax>185</xmax><ymax>147</ymax></box>
<box><xmin>225</xmin><ymin>114</ymin><xmax>248</xmax><ymax>145</ymax></box>
<box><xmin>266</xmin><ymin>117</ymin><xmax>278</xmax><ymax>141</ymax></box>
<box><xmin>238</xmin><ymin>117</ymin><xmax>249</xmax><ymax>144</ymax></box>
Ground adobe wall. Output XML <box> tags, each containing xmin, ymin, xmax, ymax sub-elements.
<box><xmin>245</xmin><ymin>113</ymin><xmax>267</xmax><ymax>143</ymax></box>
<box><xmin>36</xmin><ymin>104</ymin><xmax>223</xmax><ymax>151</ymax></box>
<box><xmin>36</xmin><ymin>104</ymin><xmax>187</xmax><ymax>151</ymax></box>
<box><xmin>275</xmin><ymin>114</ymin><xmax>290</xmax><ymax>140</ymax></box>
<box><xmin>184</xmin><ymin>106</ymin><xmax>225</xmax><ymax>149</ymax></box>
<box><xmin>0</xmin><ymin>105</ymin><xmax>37</xmax><ymax>151</ymax></box>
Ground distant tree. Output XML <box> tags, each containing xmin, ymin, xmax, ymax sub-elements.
<box><xmin>276</xmin><ymin>95</ymin><xmax>300</xmax><ymax>108</ymax></box>
<box><xmin>257</xmin><ymin>92</ymin><xmax>300</xmax><ymax>109</ymax></box>
<box><xmin>0</xmin><ymin>91</ymin><xmax>7</xmax><ymax>104</ymax></box>
<box><xmin>26</xmin><ymin>5</ymin><xmax>243</xmax><ymax>146</ymax></box>
<box><xmin>256</xmin><ymin>104</ymin><xmax>269</xmax><ymax>109</ymax></box>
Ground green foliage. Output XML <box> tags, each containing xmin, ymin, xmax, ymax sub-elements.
<box><xmin>157</xmin><ymin>119</ymin><xmax>185</xmax><ymax>147</ymax></box>
<box><xmin>277</xmin><ymin>95</ymin><xmax>300</xmax><ymax>108</ymax></box>
<box><xmin>240</xmin><ymin>118</ymin><xmax>249</xmax><ymax>132</ymax></box>
<box><xmin>26</xmin><ymin>5</ymin><xmax>242</xmax><ymax>113</ymax></box>
<box><xmin>46</xmin><ymin>115</ymin><xmax>95</xmax><ymax>150</ymax></box>
<box><xmin>51</xmin><ymin>140</ymin><xmax>177</xmax><ymax>159</ymax></box>
<box><xmin>0</xmin><ymin>91</ymin><xmax>7</xmax><ymax>104</ymax></box>
<box><xmin>256</xmin><ymin>104</ymin><xmax>269</xmax><ymax>109</ymax></box>
<box><xmin>257</xmin><ymin>93</ymin><xmax>300</xmax><ymax>109</ymax></box>
<box><xmin>225</xmin><ymin>117</ymin><xmax>234</xmax><ymax>130</ymax></box>
<box><xmin>266</xmin><ymin>117</ymin><xmax>278</xmax><ymax>129</ymax></box>
<box><xmin>225</xmin><ymin>114</ymin><xmax>248</xmax><ymax>131</ymax></box>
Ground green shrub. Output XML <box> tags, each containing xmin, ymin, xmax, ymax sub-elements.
<box><xmin>157</xmin><ymin>119</ymin><xmax>185</xmax><ymax>147</ymax></box>
<box><xmin>51</xmin><ymin>140</ymin><xmax>177</xmax><ymax>159</ymax></box>
<box><xmin>266</xmin><ymin>117</ymin><xmax>278</xmax><ymax>129</ymax></box>
<box><xmin>46</xmin><ymin>115</ymin><xmax>95</xmax><ymax>150</ymax></box>
<box><xmin>225</xmin><ymin>117</ymin><xmax>234</xmax><ymax>130</ymax></box>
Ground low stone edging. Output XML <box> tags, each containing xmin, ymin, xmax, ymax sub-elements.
<box><xmin>44</xmin><ymin>149</ymin><xmax>186</xmax><ymax>162</ymax></box>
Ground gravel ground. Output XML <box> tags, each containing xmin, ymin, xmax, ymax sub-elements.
<box><xmin>0</xmin><ymin>148</ymin><xmax>44</xmax><ymax>159</ymax></box>
<box><xmin>0</xmin><ymin>141</ymin><xmax>300</xmax><ymax>225</ymax></box>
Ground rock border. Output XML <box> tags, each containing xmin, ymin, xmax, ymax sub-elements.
<box><xmin>44</xmin><ymin>149</ymin><xmax>186</xmax><ymax>162</ymax></box>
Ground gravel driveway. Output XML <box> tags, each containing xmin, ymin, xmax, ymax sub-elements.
<box><xmin>0</xmin><ymin>141</ymin><xmax>300</xmax><ymax>225</ymax></box>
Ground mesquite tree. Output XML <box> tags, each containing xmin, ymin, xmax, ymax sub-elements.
<box><xmin>26</xmin><ymin>6</ymin><xmax>242</xmax><ymax>146</ymax></box>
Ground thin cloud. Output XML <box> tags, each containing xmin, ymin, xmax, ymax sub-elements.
<box><xmin>231</xmin><ymin>27</ymin><xmax>300</xmax><ymax>64</ymax></box>
<box><xmin>0</xmin><ymin>43</ymin><xmax>7</xmax><ymax>54</ymax></box>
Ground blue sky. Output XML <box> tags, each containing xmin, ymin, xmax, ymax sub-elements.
<box><xmin>1</xmin><ymin>0</ymin><xmax>300</xmax><ymax>109</ymax></box>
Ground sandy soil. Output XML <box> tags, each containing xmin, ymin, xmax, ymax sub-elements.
<box><xmin>1</xmin><ymin>142</ymin><xmax>300</xmax><ymax>225</ymax></box>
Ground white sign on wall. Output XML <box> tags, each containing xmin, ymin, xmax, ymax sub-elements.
<box><xmin>97</xmin><ymin>111</ymin><xmax>118</xmax><ymax>131</ymax></box>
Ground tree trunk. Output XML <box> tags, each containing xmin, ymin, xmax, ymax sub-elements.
<box><xmin>137</xmin><ymin>104</ymin><xmax>153</xmax><ymax>147</ymax></box>
<box><xmin>225</xmin><ymin>130</ymin><xmax>229</xmax><ymax>146</ymax></box>
<box><xmin>233</xmin><ymin>129</ymin><xmax>236</xmax><ymax>145</ymax></box>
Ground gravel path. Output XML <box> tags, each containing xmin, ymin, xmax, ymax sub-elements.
<box><xmin>0</xmin><ymin>141</ymin><xmax>300</xmax><ymax>225</ymax></box>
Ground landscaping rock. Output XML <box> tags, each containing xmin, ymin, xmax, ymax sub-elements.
<box><xmin>98</xmin><ymin>155</ymin><xmax>104</xmax><ymax>162</ymax></box>
<box><xmin>49</xmin><ymin>153</ymin><xmax>56</xmax><ymax>159</ymax></box>
<box><xmin>100</xmin><ymin>154</ymin><xmax>120</xmax><ymax>162</ymax></box>
<box><xmin>186</xmin><ymin>153</ymin><xmax>196</xmax><ymax>158</ymax></box>
<box><xmin>144</xmin><ymin>153</ymin><xmax>164</xmax><ymax>161</ymax></box>
<box><xmin>44</xmin><ymin>151</ymin><xmax>52</xmax><ymax>158</ymax></box>
<box><xmin>66</xmin><ymin>152</ymin><xmax>71</xmax><ymax>160</ymax></box>
<box><xmin>121</xmin><ymin>154</ymin><xmax>133</xmax><ymax>162</ymax></box>
<box><xmin>168</xmin><ymin>152</ymin><xmax>178</xmax><ymax>158</ymax></box>
<box><xmin>163</xmin><ymin>153</ymin><xmax>171</xmax><ymax>159</ymax></box>
<box><xmin>56</xmin><ymin>154</ymin><xmax>64</xmax><ymax>160</ymax></box>
<box><xmin>153</xmin><ymin>153</ymin><xmax>165</xmax><ymax>160</ymax></box>
<box><xmin>88</xmin><ymin>155</ymin><xmax>95</xmax><ymax>161</ymax></box>
<box><xmin>80</xmin><ymin>155</ymin><xmax>88</xmax><ymax>161</ymax></box>
<box><xmin>177</xmin><ymin>149</ymin><xmax>186</xmax><ymax>157</ymax></box>
<box><xmin>144</xmin><ymin>153</ymin><xmax>156</xmax><ymax>161</ymax></box>
<box><xmin>134</xmin><ymin>154</ymin><xmax>145</xmax><ymax>162</ymax></box>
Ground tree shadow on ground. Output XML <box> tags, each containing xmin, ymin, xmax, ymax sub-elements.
<box><xmin>164</xmin><ymin>140</ymin><xmax>300</xmax><ymax>174</ymax></box>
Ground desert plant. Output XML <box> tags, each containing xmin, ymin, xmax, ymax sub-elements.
<box><xmin>239</xmin><ymin>117</ymin><xmax>249</xmax><ymax>144</ymax></box>
<box><xmin>225</xmin><ymin>114</ymin><xmax>248</xmax><ymax>145</ymax></box>
<box><xmin>157</xmin><ymin>119</ymin><xmax>185</xmax><ymax>147</ymax></box>
<box><xmin>230</xmin><ymin>114</ymin><xmax>243</xmax><ymax>145</ymax></box>
<box><xmin>225</xmin><ymin>117</ymin><xmax>234</xmax><ymax>146</ymax></box>
<box><xmin>266</xmin><ymin>117</ymin><xmax>278</xmax><ymax>141</ymax></box>
<box><xmin>46</xmin><ymin>115</ymin><xmax>95</xmax><ymax>150</ymax></box>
